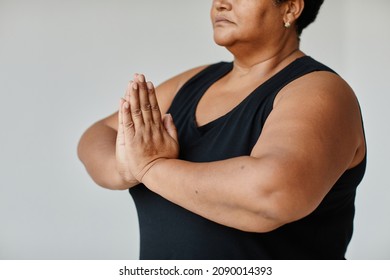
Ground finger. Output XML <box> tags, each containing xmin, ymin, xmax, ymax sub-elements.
<box><xmin>147</xmin><ymin>81</ymin><xmax>162</xmax><ymax>124</ymax></box>
<box><xmin>130</xmin><ymin>73</ymin><xmax>140</xmax><ymax>102</ymax></box>
<box><xmin>122</xmin><ymin>99</ymin><xmax>135</xmax><ymax>138</ymax></box>
<box><xmin>137</xmin><ymin>74</ymin><xmax>153</xmax><ymax>125</ymax></box>
<box><xmin>163</xmin><ymin>114</ymin><xmax>178</xmax><ymax>142</ymax></box>
<box><xmin>117</xmin><ymin>98</ymin><xmax>126</xmax><ymax>147</ymax></box>
<box><xmin>125</xmin><ymin>81</ymin><xmax>133</xmax><ymax>103</ymax></box>
<box><xmin>129</xmin><ymin>80</ymin><xmax>144</xmax><ymax>129</ymax></box>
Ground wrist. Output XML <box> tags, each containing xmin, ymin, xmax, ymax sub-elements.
<box><xmin>139</xmin><ymin>158</ymin><xmax>167</xmax><ymax>184</ymax></box>
<box><xmin>113</xmin><ymin>160</ymin><xmax>138</xmax><ymax>189</ymax></box>
<box><xmin>111</xmin><ymin>169</ymin><xmax>137</xmax><ymax>190</ymax></box>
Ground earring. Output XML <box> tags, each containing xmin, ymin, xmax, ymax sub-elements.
<box><xmin>284</xmin><ymin>22</ymin><xmax>291</xmax><ymax>28</ymax></box>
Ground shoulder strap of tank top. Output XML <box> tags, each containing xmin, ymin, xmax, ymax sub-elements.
<box><xmin>168</xmin><ymin>62</ymin><xmax>232</xmax><ymax>112</ymax></box>
<box><xmin>270</xmin><ymin>56</ymin><xmax>337</xmax><ymax>92</ymax></box>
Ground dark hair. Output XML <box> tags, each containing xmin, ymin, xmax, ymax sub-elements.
<box><xmin>275</xmin><ymin>0</ymin><xmax>325</xmax><ymax>35</ymax></box>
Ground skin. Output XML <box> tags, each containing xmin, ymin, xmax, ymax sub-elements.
<box><xmin>78</xmin><ymin>0</ymin><xmax>366</xmax><ymax>233</ymax></box>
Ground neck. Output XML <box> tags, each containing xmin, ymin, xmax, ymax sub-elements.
<box><xmin>228</xmin><ymin>36</ymin><xmax>302</xmax><ymax>77</ymax></box>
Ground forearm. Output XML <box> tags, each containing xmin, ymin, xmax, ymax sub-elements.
<box><xmin>142</xmin><ymin>157</ymin><xmax>284</xmax><ymax>232</ymax></box>
<box><xmin>78</xmin><ymin>122</ymin><xmax>138</xmax><ymax>190</ymax></box>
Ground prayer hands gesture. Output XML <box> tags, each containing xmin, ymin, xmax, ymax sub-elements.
<box><xmin>116</xmin><ymin>74</ymin><xmax>179</xmax><ymax>184</ymax></box>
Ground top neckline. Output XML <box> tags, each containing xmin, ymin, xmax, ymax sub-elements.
<box><xmin>193</xmin><ymin>55</ymin><xmax>309</xmax><ymax>132</ymax></box>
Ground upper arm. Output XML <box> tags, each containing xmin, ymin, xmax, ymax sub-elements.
<box><xmin>100</xmin><ymin>65</ymin><xmax>210</xmax><ymax>131</ymax></box>
<box><xmin>250</xmin><ymin>71</ymin><xmax>365</xmax><ymax>222</ymax></box>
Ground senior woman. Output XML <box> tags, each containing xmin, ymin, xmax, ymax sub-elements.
<box><xmin>78</xmin><ymin>0</ymin><xmax>366</xmax><ymax>259</ymax></box>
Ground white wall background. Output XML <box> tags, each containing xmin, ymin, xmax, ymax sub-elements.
<box><xmin>0</xmin><ymin>0</ymin><xmax>389</xmax><ymax>259</ymax></box>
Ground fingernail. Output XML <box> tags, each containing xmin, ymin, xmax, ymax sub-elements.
<box><xmin>138</xmin><ymin>74</ymin><xmax>145</xmax><ymax>82</ymax></box>
<box><xmin>147</xmin><ymin>81</ymin><xmax>153</xmax><ymax>90</ymax></box>
<box><xmin>124</xmin><ymin>102</ymin><xmax>129</xmax><ymax>109</ymax></box>
<box><xmin>132</xmin><ymin>82</ymin><xmax>138</xmax><ymax>90</ymax></box>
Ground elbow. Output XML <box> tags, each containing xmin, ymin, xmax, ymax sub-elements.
<box><xmin>231</xmin><ymin>209</ymin><xmax>285</xmax><ymax>233</ymax></box>
<box><xmin>246</xmin><ymin>207</ymin><xmax>289</xmax><ymax>233</ymax></box>
<box><xmin>76</xmin><ymin>132</ymin><xmax>120</xmax><ymax>190</ymax></box>
<box><xmin>243</xmin><ymin>218</ymin><xmax>286</xmax><ymax>233</ymax></box>
<box><xmin>77</xmin><ymin>142</ymin><xmax>85</xmax><ymax>165</ymax></box>
<box><xmin>251</xmin><ymin>193</ymin><xmax>317</xmax><ymax>233</ymax></box>
<box><xmin>77</xmin><ymin>130</ymin><xmax>90</xmax><ymax>165</ymax></box>
<box><xmin>238</xmin><ymin>208</ymin><xmax>296</xmax><ymax>234</ymax></box>
<box><xmin>230</xmin><ymin>195</ymin><xmax>288</xmax><ymax>233</ymax></box>
<box><xmin>238</xmin><ymin>186</ymin><xmax>315</xmax><ymax>233</ymax></box>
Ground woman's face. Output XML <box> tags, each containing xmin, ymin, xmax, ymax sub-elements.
<box><xmin>210</xmin><ymin>0</ymin><xmax>285</xmax><ymax>49</ymax></box>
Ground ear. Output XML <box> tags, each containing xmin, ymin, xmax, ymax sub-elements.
<box><xmin>282</xmin><ymin>0</ymin><xmax>304</xmax><ymax>27</ymax></box>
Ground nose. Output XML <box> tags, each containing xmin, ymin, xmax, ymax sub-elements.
<box><xmin>213</xmin><ymin>0</ymin><xmax>232</xmax><ymax>12</ymax></box>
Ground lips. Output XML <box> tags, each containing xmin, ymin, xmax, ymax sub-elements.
<box><xmin>214</xmin><ymin>15</ymin><xmax>233</xmax><ymax>24</ymax></box>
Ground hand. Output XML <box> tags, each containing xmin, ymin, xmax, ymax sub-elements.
<box><xmin>120</xmin><ymin>74</ymin><xmax>179</xmax><ymax>182</ymax></box>
<box><xmin>115</xmin><ymin>83</ymin><xmax>138</xmax><ymax>186</ymax></box>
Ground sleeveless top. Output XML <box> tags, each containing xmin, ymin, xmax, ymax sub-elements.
<box><xmin>129</xmin><ymin>56</ymin><xmax>366</xmax><ymax>260</ymax></box>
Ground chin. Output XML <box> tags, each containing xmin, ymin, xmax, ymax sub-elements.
<box><xmin>213</xmin><ymin>34</ymin><xmax>235</xmax><ymax>47</ymax></box>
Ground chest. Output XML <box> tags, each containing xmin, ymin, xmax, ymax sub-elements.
<box><xmin>195</xmin><ymin>75</ymin><xmax>266</xmax><ymax>127</ymax></box>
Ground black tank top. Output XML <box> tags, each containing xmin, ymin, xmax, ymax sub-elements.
<box><xmin>129</xmin><ymin>56</ymin><xmax>366</xmax><ymax>259</ymax></box>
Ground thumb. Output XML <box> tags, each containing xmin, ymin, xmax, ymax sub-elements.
<box><xmin>116</xmin><ymin>98</ymin><xmax>126</xmax><ymax>147</ymax></box>
<box><xmin>163</xmin><ymin>114</ymin><xmax>178</xmax><ymax>142</ymax></box>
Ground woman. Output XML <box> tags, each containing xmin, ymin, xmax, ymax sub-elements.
<box><xmin>78</xmin><ymin>0</ymin><xmax>366</xmax><ymax>259</ymax></box>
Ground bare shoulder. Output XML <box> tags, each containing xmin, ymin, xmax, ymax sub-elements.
<box><xmin>258</xmin><ymin>68</ymin><xmax>366</xmax><ymax>169</ymax></box>
<box><xmin>272</xmin><ymin>70</ymin><xmax>366</xmax><ymax>167</ymax></box>
<box><xmin>155</xmin><ymin>64</ymin><xmax>210</xmax><ymax>114</ymax></box>
<box><xmin>276</xmin><ymin>71</ymin><xmax>358</xmax><ymax>110</ymax></box>
<box><xmin>250</xmin><ymin>70</ymin><xmax>365</xmax><ymax>222</ymax></box>
<box><xmin>275</xmin><ymin>71</ymin><xmax>364</xmax><ymax>141</ymax></box>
